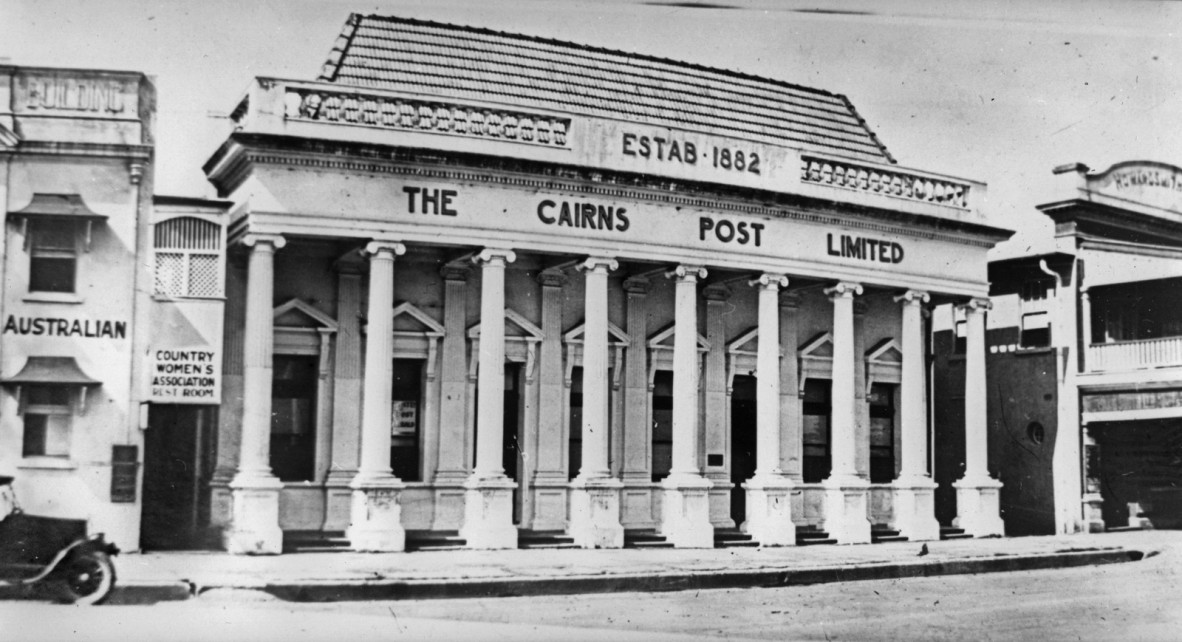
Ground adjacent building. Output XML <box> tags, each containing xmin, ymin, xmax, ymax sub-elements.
<box><xmin>944</xmin><ymin>161</ymin><xmax>1182</xmax><ymax>536</ymax></box>
<box><xmin>201</xmin><ymin>15</ymin><xmax>1013</xmax><ymax>554</ymax></box>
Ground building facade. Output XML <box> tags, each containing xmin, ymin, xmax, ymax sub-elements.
<box><xmin>199</xmin><ymin>15</ymin><xmax>1014</xmax><ymax>554</ymax></box>
<box><xmin>0</xmin><ymin>65</ymin><xmax>155</xmax><ymax>550</ymax></box>
<box><xmin>954</xmin><ymin>161</ymin><xmax>1182</xmax><ymax>536</ymax></box>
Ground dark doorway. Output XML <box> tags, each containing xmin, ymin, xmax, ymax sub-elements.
<box><xmin>141</xmin><ymin>405</ymin><xmax>216</xmax><ymax>550</ymax></box>
<box><xmin>730</xmin><ymin>375</ymin><xmax>757</xmax><ymax>525</ymax></box>
<box><xmin>1093</xmin><ymin>420</ymin><xmax>1182</xmax><ymax>529</ymax></box>
<box><xmin>391</xmin><ymin>358</ymin><xmax>424</xmax><ymax>481</ymax></box>
<box><xmin>504</xmin><ymin>363</ymin><xmax>523</xmax><ymax>523</ymax></box>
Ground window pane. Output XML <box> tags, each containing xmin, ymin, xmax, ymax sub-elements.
<box><xmin>44</xmin><ymin>415</ymin><xmax>71</xmax><ymax>456</ymax></box>
<box><xmin>32</xmin><ymin>222</ymin><xmax>75</xmax><ymax>250</ymax></box>
<box><xmin>30</xmin><ymin>256</ymin><xmax>75</xmax><ymax>292</ymax></box>
<box><xmin>22</xmin><ymin>414</ymin><xmax>48</xmax><ymax>457</ymax></box>
<box><xmin>28</xmin><ymin>385</ymin><xmax>70</xmax><ymax>407</ymax></box>
<box><xmin>154</xmin><ymin>252</ymin><xmax>184</xmax><ymax>296</ymax></box>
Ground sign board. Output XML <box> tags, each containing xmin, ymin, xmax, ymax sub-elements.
<box><xmin>110</xmin><ymin>445</ymin><xmax>138</xmax><ymax>503</ymax></box>
<box><xmin>391</xmin><ymin>401</ymin><xmax>418</xmax><ymax>436</ymax></box>
<box><xmin>149</xmin><ymin>347</ymin><xmax>221</xmax><ymax>403</ymax></box>
<box><xmin>1090</xmin><ymin>162</ymin><xmax>1182</xmax><ymax>214</ymax></box>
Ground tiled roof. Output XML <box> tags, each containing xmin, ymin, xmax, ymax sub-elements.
<box><xmin>318</xmin><ymin>14</ymin><xmax>895</xmax><ymax>164</ymax></box>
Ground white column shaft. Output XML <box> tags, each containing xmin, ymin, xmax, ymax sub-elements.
<box><xmin>579</xmin><ymin>258</ymin><xmax>615</xmax><ymax>479</ymax></box>
<box><xmin>899</xmin><ymin>292</ymin><xmax>929</xmax><ymax>479</ymax></box>
<box><xmin>474</xmin><ymin>250</ymin><xmax>514</xmax><ymax>478</ymax></box>
<box><xmin>755</xmin><ymin>276</ymin><xmax>785</xmax><ymax>476</ymax></box>
<box><xmin>239</xmin><ymin>236</ymin><xmax>282</xmax><ymax>479</ymax></box>
<box><xmin>829</xmin><ymin>285</ymin><xmax>859</xmax><ymax>479</ymax></box>
<box><xmin>964</xmin><ymin>303</ymin><xmax>988</xmax><ymax>479</ymax></box>
<box><xmin>671</xmin><ymin>267</ymin><xmax>703</xmax><ymax>475</ymax></box>
<box><xmin>357</xmin><ymin>243</ymin><xmax>405</xmax><ymax>480</ymax></box>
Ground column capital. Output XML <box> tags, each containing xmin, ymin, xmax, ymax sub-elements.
<box><xmin>241</xmin><ymin>233</ymin><xmax>286</xmax><ymax>251</ymax></box>
<box><xmin>578</xmin><ymin>256</ymin><xmax>619</xmax><ymax>273</ymax></box>
<box><xmin>474</xmin><ymin>248</ymin><xmax>517</xmax><ymax>266</ymax></box>
<box><xmin>894</xmin><ymin>290</ymin><xmax>930</xmax><ymax>306</ymax></box>
<box><xmin>824</xmin><ymin>281</ymin><xmax>863</xmax><ymax>299</ymax></box>
<box><xmin>440</xmin><ymin>260</ymin><xmax>472</xmax><ymax>281</ymax></box>
<box><xmin>779</xmin><ymin>291</ymin><xmax>802</xmax><ymax>309</ymax></box>
<box><xmin>958</xmin><ymin>297</ymin><xmax>992</xmax><ymax>313</ymax></box>
<box><xmin>622</xmin><ymin>276</ymin><xmax>650</xmax><ymax>294</ymax></box>
<box><xmin>666</xmin><ymin>264</ymin><xmax>707</xmax><ymax>281</ymax></box>
<box><xmin>702</xmin><ymin>283</ymin><xmax>731</xmax><ymax>301</ymax></box>
<box><xmin>537</xmin><ymin>267</ymin><xmax>569</xmax><ymax>288</ymax></box>
<box><xmin>750</xmin><ymin>273</ymin><xmax>789</xmax><ymax>290</ymax></box>
<box><xmin>363</xmin><ymin>241</ymin><xmax>407</xmax><ymax>258</ymax></box>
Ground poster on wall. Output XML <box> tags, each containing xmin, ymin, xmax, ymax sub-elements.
<box><xmin>391</xmin><ymin>401</ymin><xmax>417</xmax><ymax>436</ymax></box>
<box><xmin>149</xmin><ymin>347</ymin><xmax>221</xmax><ymax>403</ymax></box>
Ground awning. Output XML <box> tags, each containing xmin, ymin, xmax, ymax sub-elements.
<box><xmin>0</xmin><ymin>357</ymin><xmax>102</xmax><ymax>387</ymax></box>
<box><xmin>7</xmin><ymin>193</ymin><xmax>108</xmax><ymax>222</ymax></box>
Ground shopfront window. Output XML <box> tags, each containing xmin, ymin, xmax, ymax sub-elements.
<box><xmin>29</xmin><ymin>220</ymin><xmax>76</xmax><ymax>293</ymax></box>
<box><xmin>869</xmin><ymin>383</ymin><xmax>896</xmax><ymax>483</ymax></box>
<box><xmin>802</xmin><ymin>379</ymin><xmax>831</xmax><ymax>483</ymax></box>
<box><xmin>390</xmin><ymin>358</ymin><xmax>423</xmax><ymax>482</ymax></box>
<box><xmin>270</xmin><ymin>355</ymin><xmax>318</xmax><ymax>482</ymax></box>
<box><xmin>651</xmin><ymin>370</ymin><xmax>674</xmax><ymax>482</ymax></box>
<box><xmin>22</xmin><ymin>386</ymin><xmax>72</xmax><ymax>457</ymax></box>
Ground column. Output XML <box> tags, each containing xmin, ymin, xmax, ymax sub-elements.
<box><xmin>703</xmin><ymin>284</ymin><xmax>731</xmax><ymax>527</ymax></box>
<box><xmin>431</xmin><ymin>262</ymin><xmax>471</xmax><ymax>530</ymax></box>
<box><xmin>890</xmin><ymin>290</ymin><xmax>940</xmax><ymax>541</ymax></box>
<box><xmin>742</xmin><ymin>274</ymin><xmax>796</xmax><ymax>545</ymax></box>
<box><xmin>460</xmin><ymin>248</ymin><xmax>518</xmax><ymax>549</ymax></box>
<box><xmin>529</xmin><ymin>268</ymin><xmax>569</xmax><ymax>531</ymax></box>
<box><xmin>224</xmin><ymin>233</ymin><xmax>285</xmax><ymax>555</ymax></box>
<box><xmin>659</xmin><ymin>264</ymin><xmax>714</xmax><ymax>548</ymax></box>
<box><xmin>620</xmin><ymin>277</ymin><xmax>653</xmax><ymax>527</ymax></box>
<box><xmin>821</xmin><ymin>281</ymin><xmax>871</xmax><ymax>544</ymax></box>
<box><xmin>1081</xmin><ymin>427</ymin><xmax>1106</xmax><ymax>532</ymax></box>
<box><xmin>347</xmin><ymin>241</ymin><xmax>407</xmax><ymax>551</ymax></box>
<box><xmin>1080</xmin><ymin>289</ymin><xmax>1092</xmax><ymax>372</ymax></box>
<box><xmin>569</xmin><ymin>257</ymin><xmax>624</xmax><ymax>548</ymax></box>
<box><xmin>953</xmin><ymin>298</ymin><xmax>1005</xmax><ymax>536</ymax></box>
<box><xmin>324</xmin><ymin>255</ymin><xmax>364</xmax><ymax>531</ymax></box>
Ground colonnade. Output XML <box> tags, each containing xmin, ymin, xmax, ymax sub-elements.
<box><xmin>221</xmin><ymin>236</ymin><xmax>1004</xmax><ymax>554</ymax></box>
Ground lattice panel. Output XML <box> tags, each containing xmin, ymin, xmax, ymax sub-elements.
<box><xmin>154</xmin><ymin>252</ymin><xmax>184</xmax><ymax>296</ymax></box>
<box><xmin>188</xmin><ymin>254</ymin><xmax>221</xmax><ymax>297</ymax></box>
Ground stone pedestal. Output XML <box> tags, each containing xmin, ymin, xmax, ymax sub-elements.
<box><xmin>347</xmin><ymin>480</ymin><xmax>406</xmax><ymax>552</ymax></box>
<box><xmin>1082</xmin><ymin>492</ymin><xmax>1105</xmax><ymax>533</ymax></box>
<box><xmin>953</xmin><ymin>476</ymin><xmax>1005</xmax><ymax>537</ymax></box>
<box><xmin>742</xmin><ymin>475</ymin><xmax>796</xmax><ymax>546</ymax></box>
<box><xmin>660</xmin><ymin>474</ymin><xmax>715</xmax><ymax>548</ymax></box>
<box><xmin>822</xmin><ymin>476</ymin><xmax>871</xmax><ymax>544</ymax></box>
<box><xmin>891</xmin><ymin>477</ymin><xmax>940</xmax><ymax>541</ymax></box>
<box><xmin>569</xmin><ymin>478</ymin><xmax>624</xmax><ymax>549</ymax></box>
<box><xmin>460</xmin><ymin>477</ymin><xmax>518</xmax><ymax>549</ymax></box>
<box><xmin>224</xmin><ymin>477</ymin><xmax>284</xmax><ymax>555</ymax></box>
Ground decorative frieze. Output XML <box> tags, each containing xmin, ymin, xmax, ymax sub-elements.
<box><xmin>801</xmin><ymin>155</ymin><xmax>971</xmax><ymax>209</ymax></box>
<box><xmin>285</xmin><ymin>89</ymin><xmax>571</xmax><ymax>148</ymax></box>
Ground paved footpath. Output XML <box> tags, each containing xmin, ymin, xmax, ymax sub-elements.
<box><xmin>89</xmin><ymin>530</ymin><xmax>1179</xmax><ymax>604</ymax></box>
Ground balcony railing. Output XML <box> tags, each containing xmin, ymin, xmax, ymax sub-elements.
<box><xmin>1088</xmin><ymin>336</ymin><xmax>1182</xmax><ymax>372</ymax></box>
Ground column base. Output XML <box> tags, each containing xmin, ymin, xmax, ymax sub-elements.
<box><xmin>953</xmin><ymin>475</ymin><xmax>1005</xmax><ymax>537</ymax></box>
<box><xmin>890</xmin><ymin>476</ymin><xmax>940</xmax><ymax>542</ymax></box>
<box><xmin>346</xmin><ymin>477</ymin><xmax>406</xmax><ymax>552</ymax></box>
<box><xmin>741</xmin><ymin>475</ymin><xmax>797</xmax><ymax>546</ymax></box>
<box><xmin>569</xmin><ymin>477</ymin><xmax>624</xmax><ymax>549</ymax></box>
<box><xmin>1082</xmin><ymin>492</ymin><xmax>1106</xmax><ymax>533</ymax></box>
<box><xmin>459</xmin><ymin>476</ymin><xmax>518</xmax><ymax>550</ymax></box>
<box><xmin>223</xmin><ymin>474</ymin><xmax>283</xmax><ymax>555</ymax></box>
<box><xmin>659</xmin><ymin>473</ymin><xmax>715</xmax><ymax>548</ymax></box>
<box><xmin>821</xmin><ymin>475</ymin><xmax>871</xmax><ymax>544</ymax></box>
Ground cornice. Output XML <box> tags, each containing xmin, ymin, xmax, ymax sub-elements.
<box><xmin>12</xmin><ymin>140</ymin><xmax>152</xmax><ymax>160</ymax></box>
<box><xmin>216</xmin><ymin>136</ymin><xmax>1002</xmax><ymax>248</ymax></box>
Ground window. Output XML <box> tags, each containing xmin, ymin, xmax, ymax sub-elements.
<box><xmin>869</xmin><ymin>383</ymin><xmax>896</xmax><ymax>483</ymax></box>
<box><xmin>802</xmin><ymin>379</ymin><xmax>831</xmax><ymax>483</ymax></box>
<box><xmin>1021</xmin><ymin>312</ymin><xmax>1051</xmax><ymax>348</ymax></box>
<box><xmin>651</xmin><ymin>370</ymin><xmax>674</xmax><ymax>482</ymax></box>
<box><xmin>154</xmin><ymin>217</ymin><xmax>222</xmax><ymax>298</ymax></box>
<box><xmin>1020</xmin><ymin>278</ymin><xmax>1054</xmax><ymax>302</ymax></box>
<box><xmin>270</xmin><ymin>355</ymin><xmax>318</xmax><ymax>482</ymax></box>
<box><xmin>29</xmin><ymin>220</ymin><xmax>76</xmax><ymax>293</ymax></box>
<box><xmin>22</xmin><ymin>386</ymin><xmax>72</xmax><ymax>457</ymax></box>
<box><xmin>390</xmin><ymin>358</ymin><xmax>423</xmax><ymax>482</ymax></box>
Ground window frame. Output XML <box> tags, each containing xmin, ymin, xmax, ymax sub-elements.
<box><xmin>28</xmin><ymin>219</ymin><xmax>78</xmax><ymax>294</ymax></box>
<box><xmin>21</xmin><ymin>385</ymin><xmax>73</xmax><ymax>458</ymax></box>
<box><xmin>152</xmin><ymin>216</ymin><xmax>225</xmax><ymax>299</ymax></box>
